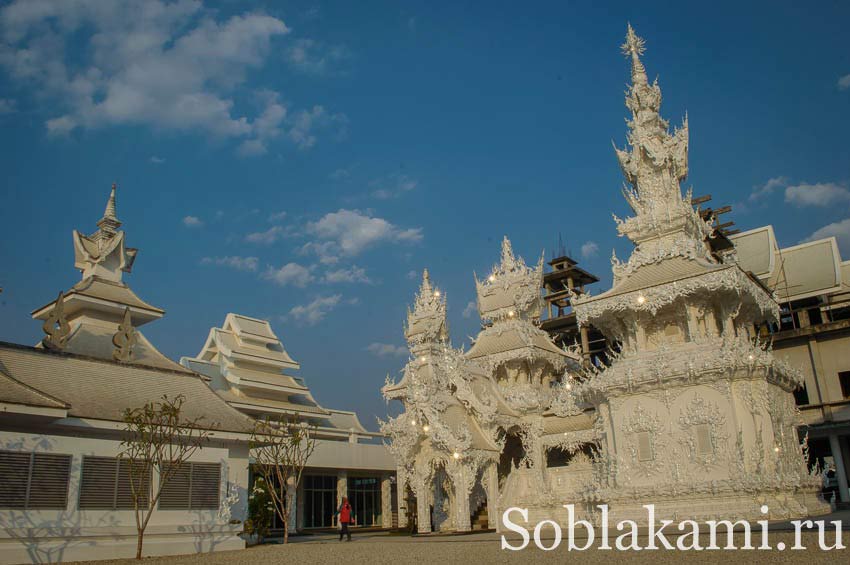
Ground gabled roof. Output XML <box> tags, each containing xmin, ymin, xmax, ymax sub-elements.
<box><xmin>731</xmin><ymin>226</ymin><xmax>845</xmax><ymax>303</ymax></box>
<box><xmin>729</xmin><ymin>225</ymin><xmax>777</xmax><ymax>277</ymax></box>
<box><xmin>0</xmin><ymin>342</ymin><xmax>254</xmax><ymax>433</ymax></box>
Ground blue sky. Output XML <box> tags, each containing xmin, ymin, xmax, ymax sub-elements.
<box><xmin>1</xmin><ymin>1</ymin><xmax>849</xmax><ymax>429</ymax></box>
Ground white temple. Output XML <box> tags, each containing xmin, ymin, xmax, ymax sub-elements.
<box><xmin>381</xmin><ymin>26</ymin><xmax>829</xmax><ymax>532</ymax></box>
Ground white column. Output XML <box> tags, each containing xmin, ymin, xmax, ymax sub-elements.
<box><xmin>452</xmin><ymin>467</ymin><xmax>471</xmax><ymax>533</ymax></box>
<box><xmin>285</xmin><ymin>476</ymin><xmax>297</xmax><ymax>534</ymax></box>
<box><xmin>295</xmin><ymin>479</ymin><xmax>305</xmax><ymax>530</ymax></box>
<box><xmin>396</xmin><ymin>469</ymin><xmax>408</xmax><ymax>529</ymax></box>
<box><xmin>414</xmin><ymin>476</ymin><xmax>431</xmax><ymax>534</ymax></box>
<box><xmin>829</xmin><ymin>434</ymin><xmax>850</xmax><ymax>503</ymax></box>
<box><xmin>381</xmin><ymin>474</ymin><xmax>393</xmax><ymax>528</ymax></box>
<box><xmin>485</xmin><ymin>461</ymin><xmax>499</xmax><ymax>532</ymax></box>
<box><xmin>335</xmin><ymin>471</ymin><xmax>348</xmax><ymax>526</ymax></box>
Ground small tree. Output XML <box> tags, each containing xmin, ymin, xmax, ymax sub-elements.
<box><xmin>120</xmin><ymin>394</ymin><xmax>215</xmax><ymax>559</ymax></box>
<box><xmin>250</xmin><ymin>417</ymin><xmax>316</xmax><ymax>544</ymax></box>
<box><xmin>245</xmin><ymin>477</ymin><xmax>273</xmax><ymax>543</ymax></box>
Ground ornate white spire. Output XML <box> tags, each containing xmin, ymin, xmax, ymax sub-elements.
<box><xmin>475</xmin><ymin>236</ymin><xmax>544</xmax><ymax>322</ymax></box>
<box><xmin>405</xmin><ymin>269</ymin><xmax>448</xmax><ymax>349</ymax></box>
<box><xmin>612</xmin><ymin>25</ymin><xmax>712</xmax><ymax>265</ymax></box>
<box><xmin>72</xmin><ymin>183</ymin><xmax>137</xmax><ymax>282</ymax></box>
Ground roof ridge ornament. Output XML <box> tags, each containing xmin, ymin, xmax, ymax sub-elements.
<box><xmin>41</xmin><ymin>291</ymin><xmax>71</xmax><ymax>351</ymax></box>
<box><xmin>112</xmin><ymin>307</ymin><xmax>137</xmax><ymax>362</ymax></box>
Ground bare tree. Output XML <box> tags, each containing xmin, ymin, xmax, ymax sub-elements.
<box><xmin>250</xmin><ymin>417</ymin><xmax>316</xmax><ymax>543</ymax></box>
<box><xmin>120</xmin><ymin>394</ymin><xmax>215</xmax><ymax>559</ymax></box>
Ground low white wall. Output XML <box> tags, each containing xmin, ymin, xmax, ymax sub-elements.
<box><xmin>0</xmin><ymin>431</ymin><xmax>250</xmax><ymax>564</ymax></box>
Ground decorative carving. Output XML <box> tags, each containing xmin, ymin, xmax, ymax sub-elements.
<box><xmin>112</xmin><ymin>307</ymin><xmax>137</xmax><ymax>362</ymax></box>
<box><xmin>41</xmin><ymin>291</ymin><xmax>71</xmax><ymax>351</ymax></box>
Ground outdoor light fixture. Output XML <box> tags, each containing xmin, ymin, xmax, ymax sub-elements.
<box><xmin>774</xmin><ymin>446</ymin><xmax>780</xmax><ymax>453</ymax></box>
<box><xmin>453</xmin><ymin>452</ymin><xmax>460</xmax><ymax>459</ymax></box>
<box><xmin>748</xmin><ymin>354</ymin><xmax>755</xmax><ymax>361</ymax></box>
<box><xmin>488</xmin><ymin>275</ymin><xmax>496</xmax><ymax>282</ymax></box>
<box><xmin>434</xmin><ymin>290</ymin><xmax>440</xmax><ymax>297</ymax></box>
<box><xmin>422</xmin><ymin>425</ymin><xmax>430</xmax><ymax>432</ymax></box>
<box><xmin>637</xmin><ymin>295</ymin><xmax>646</xmax><ymax>305</ymax></box>
<box><xmin>508</xmin><ymin>310</ymin><xmax>515</xmax><ymax>317</ymax></box>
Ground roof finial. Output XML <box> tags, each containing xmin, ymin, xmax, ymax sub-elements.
<box><xmin>621</xmin><ymin>23</ymin><xmax>648</xmax><ymax>85</ymax></box>
<box><xmin>96</xmin><ymin>182</ymin><xmax>122</xmax><ymax>235</ymax></box>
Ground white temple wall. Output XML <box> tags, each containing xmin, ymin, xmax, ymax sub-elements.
<box><xmin>0</xmin><ymin>431</ymin><xmax>249</xmax><ymax>564</ymax></box>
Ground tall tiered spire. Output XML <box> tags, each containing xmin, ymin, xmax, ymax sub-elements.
<box><xmin>612</xmin><ymin>25</ymin><xmax>712</xmax><ymax>268</ymax></box>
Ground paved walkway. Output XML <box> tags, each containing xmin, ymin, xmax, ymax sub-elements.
<box><xmin>70</xmin><ymin>524</ymin><xmax>848</xmax><ymax>565</ymax></box>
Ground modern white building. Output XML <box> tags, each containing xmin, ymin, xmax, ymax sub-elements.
<box><xmin>181</xmin><ymin>314</ymin><xmax>397</xmax><ymax>531</ymax></box>
<box><xmin>0</xmin><ymin>186</ymin><xmax>254</xmax><ymax>563</ymax></box>
<box><xmin>0</xmin><ymin>185</ymin><xmax>395</xmax><ymax>564</ymax></box>
<box><xmin>731</xmin><ymin>225</ymin><xmax>850</xmax><ymax>504</ymax></box>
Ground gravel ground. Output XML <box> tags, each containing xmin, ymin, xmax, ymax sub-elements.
<box><xmin>67</xmin><ymin>528</ymin><xmax>848</xmax><ymax>565</ymax></box>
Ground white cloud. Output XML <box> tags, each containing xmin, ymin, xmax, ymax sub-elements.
<box><xmin>370</xmin><ymin>173</ymin><xmax>418</xmax><ymax>200</ymax></box>
<box><xmin>285</xmin><ymin>38</ymin><xmax>349</xmax><ymax>75</ymax></box>
<box><xmin>289</xmin><ymin>294</ymin><xmax>341</xmax><ymax>325</ymax></box>
<box><xmin>149</xmin><ymin>155</ymin><xmax>165</xmax><ymax>164</ymax></box>
<box><xmin>366</xmin><ymin>342</ymin><xmax>408</xmax><ymax>357</ymax></box>
<box><xmin>462</xmin><ymin>301</ymin><xmax>477</xmax><ymax>319</ymax></box>
<box><xmin>0</xmin><ymin>1</ymin><xmax>344</xmax><ymax>154</ymax></box>
<box><xmin>200</xmin><ymin>256</ymin><xmax>258</xmax><ymax>272</ymax></box>
<box><xmin>406</xmin><ymin>270</ymin><xmax>418</xmax><ymax>280</ymax></box>
<box><xmin>323</xmin><ymin>265</ymin><xmax>371</xmax><ymax>284</ymax></box>
<box><xmin>287</xmin><ymin>105</ymin><xmax>348</xmax><ymax>149</ymax></box>
<box><xmin>182</xmin><ymin>215</ymin><xmax>203</xmax><ymax>227</ymax></box>
<box><xmin>785</xmin><ymin>182</ymin><xmax>850</xmax><ymax>207</ymax></box>
<box><xmin>803</xmin><ymin>217</ymin><xmax>850</xmax><ymax>255</ymax></box>
<box><xmin>304</xmin><ymin>209</ymin><xmax>423</xmax><ymax>258</ymax></box>
<box><xmin>268</xmin><ymin>210</ymin><xmax>287</xmax><ymax>222</ymax></box>
<box><xmin>246</xmin><ymin>225</ymin><xmax>286</xmax><ymax>244</ymax></box>
<box><xmin>297</xmin><ymin>241</ymin><xmax>340</xmax><ymax>264</ymax></box>
<box><xmin>749</xmin><ymin>176</ymin><xmax>788</xmax><ymax>202</ymax></box>
<box><xmin>262</xmin><ymin>263</ymin><xmax>314</xmax><ymax>287</ymax></box>
<box><xmin>0</xmin><ymin>98</ymin><xmax>15</xmax><ymax>114</ymax></box>
<box><xmin>838</xmin><ymin>74</ymin><xmax>850</xmax><ymax>91</ymax></box>
<box><xmin>580</xmin><ymin>241</ymin><xmax>599</xmax><ymax>259</ymax></box>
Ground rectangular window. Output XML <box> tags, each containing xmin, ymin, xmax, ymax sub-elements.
<box><xmin>304</xmin><ymin>474</ymin><xmax>337</xmax><ymax>528</ymax></box>
<box><xmin>839</xmin><ymin>371</ymin><xmax>850</xmax><ymax>399</ymax></box>
<box><xmin>0</xmin><ymin>451</ymin><xmax>71</xmax><ymax>509</ymax></box>
<box><xmin>159</xmin><ymin>462</ymin><xmax>220</xmax><ymax>510</ymax></box>
<box><xmin>79</xmin><ymin>456</ymin><xmax>150</xmax><ymax>510</ymax></box>
<box><xmin>636</xmin><ymin>431</ymin><xmax>654</xmax><ymax>462</ymax></box>
<box><xmin>348</xmin><ymin>476</ymin><xmax>381</xmax><ymax>526</ymax></box>
<box><xmin>694</xmin><ymin>424</ymin><xmax>714</xmax><ymax>456</ymax></box>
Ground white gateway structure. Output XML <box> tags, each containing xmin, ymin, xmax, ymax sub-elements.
<box><xmin>381</xmin><ymin>26</ymin><xmax>828</xmax><ymax>532</ymax></box>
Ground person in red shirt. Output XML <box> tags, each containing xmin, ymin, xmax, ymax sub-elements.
<box><xmin>334</xmin><ymin>497</ymin><xmax>354</xmax><ymax>541</ymax></box>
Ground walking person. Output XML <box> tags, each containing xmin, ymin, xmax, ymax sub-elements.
<box><xmin>334</xmin><ymin>496</ymin><xmax>354</xmax><ymax>542</ymax></box>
